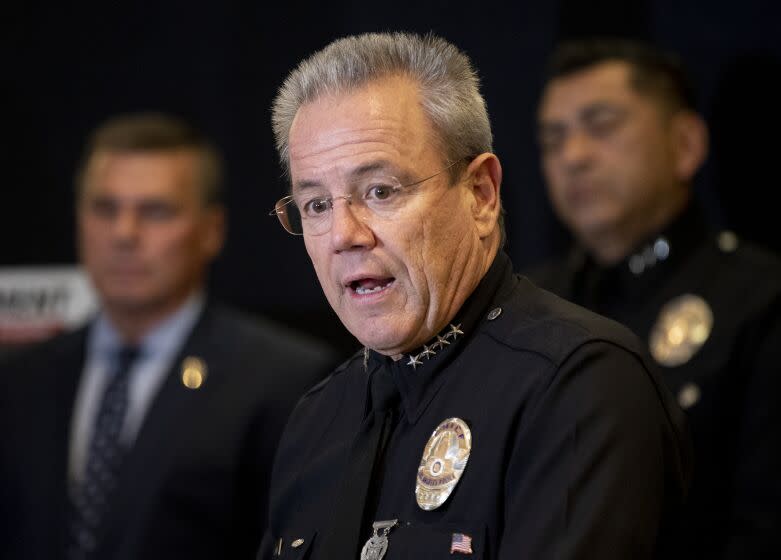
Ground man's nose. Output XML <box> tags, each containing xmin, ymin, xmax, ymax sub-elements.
<box><xmin>560</xmin><ymin>130</ymin><xmax>595</xmax><ymax>170</ymax></box>
<box><xmin>328</xmin><ymin>198</ymin><xmax>375</xmax><ymax>252</ymax></box>
<box><xmin>112</xmin><ymin>209</ymin><xmax>141</xmax><ymax>244</ymax></box>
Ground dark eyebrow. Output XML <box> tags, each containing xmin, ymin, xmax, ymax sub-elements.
<box><xmin>579</xmin><ymin>102</ymin><xmax>625</xmax><ymax>121</ymax></box>
<box><xmin>538</xmin><ymin>120</ymin><xmax>566</xmax><ymax>135</ymax></box>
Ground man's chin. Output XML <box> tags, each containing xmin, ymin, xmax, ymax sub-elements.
<box><xmin>336</xmin><ymin>304</ymin><xmax>423</xmax><ymax>354</ymax></box>
<box><xmin>101</xmin><ymin>292</ymin><xmax>163</xmax><ymax>315</ymax></box>
<box><xmin>349</xmin><ymin>324</ymin><xmax>409</xmax><ymax>356</ymax></box>
<box><xmin>567</xmin><ymin>215</ymin><xmax>617</xmax><ymax>242</ymax></box>
<box><xmin>358</xmin><ymin>332</ymin><xmax>424</xmax><ymax>359</ymax></box>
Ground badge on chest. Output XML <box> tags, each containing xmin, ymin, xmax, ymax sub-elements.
<box><xmin>415</xmin><ymin>417</ymin><xmax>472</xmax><ymax>511</ymax></box>
<box><xmin>649</xmin><ymin>294</ymin><xmax>713</xmax><ymax>367</ymax></box>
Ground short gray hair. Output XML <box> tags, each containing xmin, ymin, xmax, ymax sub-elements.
<box><xmin>272</xmin><ymin>31</ymin><xmax>494</xmax><ymax>181</ymax></box>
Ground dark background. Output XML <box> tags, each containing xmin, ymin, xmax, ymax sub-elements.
<box><xmin>5</xmin><ymin>0</ymin><xmax>780</xmax><ymax>358</ymax></box>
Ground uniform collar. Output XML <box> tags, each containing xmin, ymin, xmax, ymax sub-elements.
<box><xmin>570</xmin><ymin>203</ymin><xmax>710</xmax><ymax>311</ymax></box>
<box><xmin>365</xmin><ymin>251</ymin><xmax>513</xmax><ymax>423</ymax></box>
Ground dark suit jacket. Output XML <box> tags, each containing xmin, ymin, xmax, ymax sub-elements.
<box><xmin>0</xmin><ymin>302</ymin><xmax>336</xmax><ymax>560</ymax></box>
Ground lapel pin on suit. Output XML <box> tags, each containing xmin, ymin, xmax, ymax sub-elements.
<box><xmin>181</xmin><ymin>356</ymin><xmax>207</xmax><ymax>389</ymax></box>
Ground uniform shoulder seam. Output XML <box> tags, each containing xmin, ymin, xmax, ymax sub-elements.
<box><xmin>299</xmin><ymin>347</ymin><xmax>364</xmax><ymax>399</ymax></box>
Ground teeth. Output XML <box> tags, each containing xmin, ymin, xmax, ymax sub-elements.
<box><xmin>354</xmin><ymin>281</ymin><xmax>392</xmax><ymax>295</ymax></box>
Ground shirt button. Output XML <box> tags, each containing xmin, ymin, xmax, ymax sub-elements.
<box><xmin>677</xmin><ymin>382</ymin><xmax>701</xmax><ymax>409</ymax></box>
<box><xmin>718</xmin><ymin>231</ymin><xmax>739</xmax><ymax>253</ymax></box>
<box><xmin>653</xmin><ymin>237</ymin><xmax>670</xmax><ymax>260</ymax></box>
<box><xmin>487</xmin><ymin>307</ymin><xmax>502</xmax><ymax>320</ymax></box>
<box><xmin>629</xmin><ymin>254</ymin><xmax>646</xmax><ymax>275</ymax></box>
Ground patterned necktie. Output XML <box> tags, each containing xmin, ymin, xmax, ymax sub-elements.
<box><xmin>67</xmin><ymin>345</ymin><xmax>140</xmax><ymax>560</ymax></box>
<box><xmin>319</xmin><ymin>366</ymin><xmax>401</xmax><ymax>558</ymax></box>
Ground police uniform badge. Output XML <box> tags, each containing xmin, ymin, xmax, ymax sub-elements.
<box><xmin>649</xmin><ymin>294</ymin><xmax>713</xmax><ymax>367</ymax></box>
<box><xmin>415</xmin><ymin>417</ymin><xmax>472</xmax><ymax>510</ymax></box>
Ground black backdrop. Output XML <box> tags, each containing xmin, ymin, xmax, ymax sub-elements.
<box><xmin>5</xmin><ymin>0</ymin><xmax>781</xmax><ymax>357</ymax></box>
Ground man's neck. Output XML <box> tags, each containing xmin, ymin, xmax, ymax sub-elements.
<box><xmin>102</xmin><ymin>291</ymin><xmax>201</xmax><ymax>344</ymax></box>
<box><xmin>585</xmin><ymin>195</ymin><xmax>690</xmax><ymax>266</ymax></box>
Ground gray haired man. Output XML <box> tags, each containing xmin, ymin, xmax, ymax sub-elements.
<box><xmin>262</xmin><ymin>32</ymin><xmax>691</xmax><ymax>559</ymax></box>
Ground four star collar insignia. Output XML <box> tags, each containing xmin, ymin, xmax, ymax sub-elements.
<box><xmin>405</xmin><ymin>323</ymin><xmax>464</xmax><ymax>370</ymax></box>
<box><xmin>362</xmin><ymin>323</ymin><xmax>465</xmax><ymax>372</ymax></box>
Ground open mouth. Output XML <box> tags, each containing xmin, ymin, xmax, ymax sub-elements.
<box><xmin>349</xmin><ymin>277</ymin><xmax>395</xmax><ymax>296</ymax></box>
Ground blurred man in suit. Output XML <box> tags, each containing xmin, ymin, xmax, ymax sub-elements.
<box><xmin>531</xmin><ymin>38</ymin><xmax>781</xmax><ymax>557</ymax></box>
<box><xmin>0</xmin><ymin>113</ymin><xmax>335</xmax><ymax>560</ymax></box>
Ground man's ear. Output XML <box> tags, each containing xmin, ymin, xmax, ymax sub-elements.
<box><xmin>466</xmin><ymin>153</ymin><xmax>502</xmax><ymax>240</ymax></box>
<box><xmin>671</xmin><ymin>110</ymin><xmax>709</xmax><ymax>182</ymax></box>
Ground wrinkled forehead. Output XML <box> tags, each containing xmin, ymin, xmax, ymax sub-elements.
<box><xmin>288</xmin><ymin>77</ymin><xmax>444</xmax><ymax>191</ymax></box>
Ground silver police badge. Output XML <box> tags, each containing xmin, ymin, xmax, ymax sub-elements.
<box><xmin>649</xmin><ymin>294</ymin><xmax>713</xmax><ymax>367</ymax></box>
<box><xmin>415</xmin><ymin>417</ymin><xmax>472</xmax><ymax>510</ymax></box>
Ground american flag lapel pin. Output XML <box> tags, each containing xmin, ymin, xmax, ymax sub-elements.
<box><xmin>450</xmin><ymin>532</ymin><xmax>473</xmax><ymax>554</ymax></box>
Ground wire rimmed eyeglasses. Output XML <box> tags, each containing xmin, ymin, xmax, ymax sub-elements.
<box><xmin>269</xmin><ymin>160</ymin><xmax>464</xmax><ymax>236</ymax></box>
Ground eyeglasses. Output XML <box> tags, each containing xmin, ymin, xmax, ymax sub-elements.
<box><xmin>269</xmin><ymin>160</ymin><xmax>462</xmax><ymax>236</ymax></box>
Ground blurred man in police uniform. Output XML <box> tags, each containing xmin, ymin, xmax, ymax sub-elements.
<box><xmin>531</xmin><ymin>38</ymin><xmax>781</xmax><ymax>558</ymax></box>
<box><xmin>0</xmin><ymin>113</ymin><xmax>334</xmax><ymax>560</ymax></box>
<box><xmin>261</xmin><ymin>32</ymin><xmax>691</xmax><ymax>559</ymax></box>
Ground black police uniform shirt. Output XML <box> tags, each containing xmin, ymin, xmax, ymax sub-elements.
<box><xmin>258</xmin><ymin>251</ymin><xmax>692</xmax><ymax>559</ymax></box>
<box><xmin>528</xmin><ymin>204</ymin><xmax>781</xmax><ymax>558</ymax></box>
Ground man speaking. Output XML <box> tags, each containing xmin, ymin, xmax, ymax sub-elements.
<box><xmin>263</xmin><ymin>32</ymin><xmax>691</xmax><ymax>559</ymax></box>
